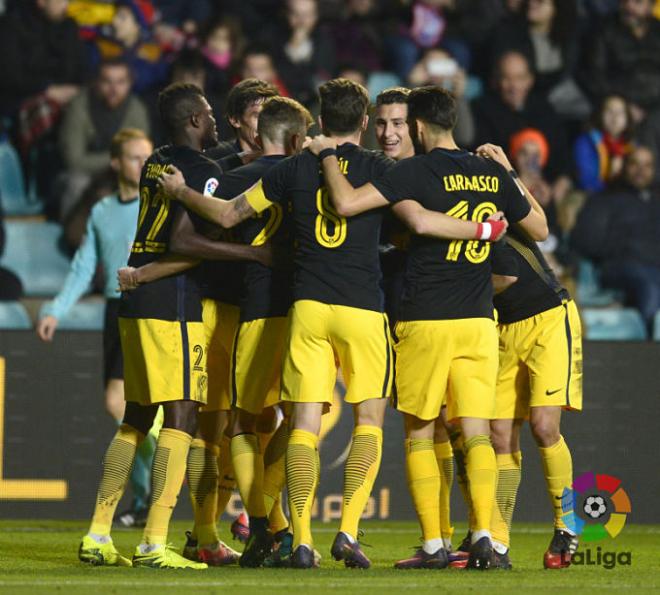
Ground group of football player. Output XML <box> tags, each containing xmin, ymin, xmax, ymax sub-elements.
<box><xmin>76</xmin><ymin>74</ymin><xmax>582</xmax><ymax>571</ymax></box>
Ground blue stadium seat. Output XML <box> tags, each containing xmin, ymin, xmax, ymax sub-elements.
<box><xmin>653</xmin><ymin>311</ymin><xmax>660</xmax><ymax>342</ymax></box>
<box><xmin>367</xmin><ymin>72</ymin><xmax>402</xmax><ymax>101</ymax></box>
<box><xmin>576</xmin><ymin>259</ymin><xmax>622</xmax><ymax>307</ymax></box>
<box><xmin>582</xmin><ymin>308</ymin><xmax>647</xmax><ymax>341</ymax></box>
<box><xmin>38</xmin><ymin>299</ymin><xmax>105</xmax><ymax>330</ymax></box>
<box><xmin>0</xmin><ymin>140</ymin><xmax>43</xmax><ymax>215</ymax></box>
<box><xmin>0</xmin><ymin>301</ymin><xmax>32</xmax><ymax>329</ymax></box>
<box><xmin>0</xmin><ymin>221</ymin><xmax>70</xmax><ymax>296</ymax></box>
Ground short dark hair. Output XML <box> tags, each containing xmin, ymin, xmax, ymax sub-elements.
<box><xmin>258</xmin><ymin>96</ymin><xmax>313</xmax><ymax>145</ymax></box>
<box><xmin>225</xmin><ymin>78</ymin><xmax>279</xmax><ymax>124</ymax></box>
<box><xmin>172</xmin><ymin>48</ymin><xmax>206</xmax><ymax>77</ymax></box>
<box><xmin>407</xmin><ymin>86</ymin><xmax>457</xmax><ymax>132</ymax></box>
<box><xmin>157</xmin><ymin>83</ymin><xmax>206</xmax><ymax>139</ymax></box>
<box><xmin>98</xmin><ymin>56</ymin><xmax>132</xmax><ymax>78</ymax></box>
<box><xmin>318</xmin><ymin>78</ymin><xmax>370</xmax><ymax>135</ymax></box>
<box><xmin>376</xmin><ymin>87</ymin><xmax>410</xmax><ymax>107</ymax></box>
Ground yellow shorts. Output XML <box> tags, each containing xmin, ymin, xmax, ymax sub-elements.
<box><xmin>231</xmin><ymin>316</ymin><xmax>289</xmax><ymax>415</ymax></box>
<box><xmin>202</xmin><ymin>299</ymin><xmax>240</xmax><ymax>412</ymax></box>
<box><xmin>281</xmin><ymin>300</ymin><xmax>393</xmax><ymax>406</ymax></box>
<box><xmin>393</xmin><ymin>318</ymin><xmax>498</xmax><ymax>422</ymax></box>
<box><xmin>495</xmin><ymin>300</ymin><xmax>583</xmax><ymax>419</ymax></box>
<box><xmin>119</xmin><ymin>317</ymin><xmax>207</xmax><ymax>406</ymax></box>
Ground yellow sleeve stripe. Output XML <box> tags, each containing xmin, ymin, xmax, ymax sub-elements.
<box><xmin>244</xmin><ymin>179</ymin><xmax>273</xmax><ymax>213</ymax></box>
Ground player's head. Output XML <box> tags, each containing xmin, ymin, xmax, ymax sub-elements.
<box><xmin>158</xmin><ymin>83</ymin><xmax>218</xmax><ymax>149</ymax></box>
<box><xmin>110</xmin><ymin>128</ymin><xmax>152</xmax><ymax>187</ymax></box>
<box><xmin>225</xmin><ymin>78</ymin><xmax>279</xmax><ymax>151</ymax></box>
<box><xmin>318</xmin><ymin>78</ymin><xmax>370</xmax><ymax>137</ymax></box>
<box><xmin>375</xmin><ymin>87</ymin><xmax>414</xmax><ymax>161</ymax></box>
<box><xmin>257</xmin><ymin>96</ymin><xmax>313</xmax><ymax>155</ymax></box>
<box><xmin>406</xmin><ymin>86</ymin><xmax>457</xmax><ymax>153</ymax></box>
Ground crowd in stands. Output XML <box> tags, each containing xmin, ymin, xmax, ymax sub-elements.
<box><xmin>1</xmin><ymin>0</ymin><xmax>660</xmax><ymax>338</ymax></box>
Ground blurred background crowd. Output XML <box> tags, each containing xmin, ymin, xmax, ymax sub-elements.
<box><xmin>1</xmin><ymin>0</ymin><xmax>660</xmax><ymax>340</ymax></box>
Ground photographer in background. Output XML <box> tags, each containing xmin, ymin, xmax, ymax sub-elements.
<box><xmin>407</xmin><ymin>47</ymin><xmax>475</xmax><ymax>146</ymax></box>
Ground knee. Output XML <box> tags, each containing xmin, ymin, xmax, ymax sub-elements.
<box><xmin>163</xmin><ymin>402</ymin><xmax>199</xmax><ymax>436</ymax></box>
<box><xmin>122</xmin><ymin>402</ymin><xmax>157</xmax><ymax>436</ymax></box>
<box><xmin>530</xmin><ymin>415</ymin><xmax>560</xmax><ymax>447</ymax></box>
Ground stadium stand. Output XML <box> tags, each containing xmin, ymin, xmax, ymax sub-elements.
<box><xmin>0</xmin><ymin>301</ymin><xmax>31</xmax><ymax>329</ymax></box>
<box><xmin>582</xmin><ymin>307</ymin><xmax>647</xmax><ymax>341</ymax></box>
<box><xmin>38</xmin><ymin>299</ymin><xmax>105</xmax><ymax>331</ymax></box>
<box><xmin>575</xmin><ymin>259</ymin><xmax>622</xmax><ymax>308</ymax></box>
<box><xmin>0</xmin><ymin>140</ymin><xmax>42</xmax><ymax>216</ymax></box>
<box><xmin>0</xmin><ymin>221</ymin><xmax>70</xmax><ymax>296</ymax></box>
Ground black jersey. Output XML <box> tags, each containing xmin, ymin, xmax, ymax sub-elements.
<box><xmin>197</xmin><ymin>139</ymin><xmax>245</xmax><ymax>304</ymax></box>
<box><xmin>120</xmin><ymin>144</ymin><xmax>223</xmax><ymax>321</ymax></box>
<box><xmin>372</xmin><ymin>148</ymin><xmax>531</xmax><ymax>321</ymax></box>
<box><xmin>491</xmin><ymin>228</ymin><xmax>570</xmax><ymax>324</ymax></box>
<box><xmin>257</xmin><ymin>143</ymin><xmax>393</xmax><ymax>312</ymax></box>
<box><xmin>221</xmin><ymin>155</ymin><xmax>293</xmax><ymax>321</ymax></box>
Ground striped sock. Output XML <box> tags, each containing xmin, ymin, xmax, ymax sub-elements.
<box><xmin>286</xmin><ymin>429</ymin><xmax>319</xmax><ymax>549</ymax></box>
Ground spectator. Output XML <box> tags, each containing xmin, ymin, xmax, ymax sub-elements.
<box><xmin>87</xmin><ymin>0</ymin><xmax>169</xmax><ymax>94</ymax></box>
<box><xmin>473</xmin><ymin>51</ymin><xmax>572</xmax><ymax>194</ymax></box>
<box><xmin>407</xmin><ymin>47</ymin><xmax>475</xmax><ymax>147</ymax></box>
<box><xmin>58</xmin><ymin>58</ymin><xmax>150</xmax><ymax>220</ymax></box>
<box><xmin>0</xmin><ymin>0</ymin><xmax>87</xmax><ymax>121</ymax></box>
<box><xmin>200</xmin><ymin>16</ymin><xmax>246</xmax><ymax>95</ymax></box>
<box><xmin>583</xmin><ymin>0</ymin><xmax>660</xmax><ymax>120</ymax></box>
<box><xmin>238</xmin><ymin>45</ymin><xmax>291</xmax><ymax>97</ymax></box>
<box><xmin>330</xmin><ymin>0</ymin><xmax>384</xmax><ymax>74</ymax></box>
<box><xmin>572</xmin><ymin>146</ymin><xmax>660</xmax><ymax>331</ymax></box>
<box><xmin>270</xmin><ymin>0</ymin><xmax>335</xmax><ymax>107</ymax></box>
<box><xmin>574</xmin><ymin>94</ymin><xmax>635</xmax><ymax>192</ymax></box>
<box><xmin>491</xmin><ymin>0</ymin><xmax>588</xmax><ymax>119</ymax></box>
<box><xmin>152</xmin><ymin>0</ymin><xmax>211</xmax><ymax>40</ymax></box>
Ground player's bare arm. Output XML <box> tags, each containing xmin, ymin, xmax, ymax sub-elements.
<box><xmin>158</xmin><ymin>165</ymin><xmax>256</xmax><ymax>228</ymax></box>
<box><xmin>117</xmin><ymin>255</ymin><xmax>198</xmax><ymax>291</ymax></box>
<box><xmin>169</xmin><ymin>209</ymin><xmax>272</xmax><ymax>266</ymax></box>
<box><xmin>476</xmin><ymin>143</ymin><xmax>549</xmax><ymax>242</ymax></box>
<box><xmin>393</xmin><ymin>200</ymin><xmax>509</xmax><ymax>241</ymax></box>
<box><xmin>309</xmin><ymin>135</ymin><xmax>389</xmax><ymax>216</ymax></box>
<box><xmin>492</xmin><ymin>273</ymin><xmax>519</xmax><ymax>294</ymax></box>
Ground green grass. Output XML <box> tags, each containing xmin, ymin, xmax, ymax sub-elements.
<box><xmin>0</xmin><ymin>520</ymin><xmax>658</xmax><ymax>594</ymax></box>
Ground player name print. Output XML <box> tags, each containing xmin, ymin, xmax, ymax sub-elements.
<box><xmin>442</xmin><ymin>174</ymin><xmax>499</xmax><ymax>193</ymax></box>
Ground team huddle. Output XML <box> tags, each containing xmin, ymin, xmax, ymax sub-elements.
<box><xmin>77</xmin><ymin>76</ymin><xmax>583</xmax><ymax>572</ymax></box>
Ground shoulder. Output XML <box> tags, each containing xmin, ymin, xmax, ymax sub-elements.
<box><xmin>90</xmin><ymin>194</ymin><xmax>119</xmax><ymax>220</ymax></box>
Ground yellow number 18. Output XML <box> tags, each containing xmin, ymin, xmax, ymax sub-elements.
<box><xmin>445</xmin><ymin>200</ymin><xmax>497</xmax><ymax>264</ymax></box>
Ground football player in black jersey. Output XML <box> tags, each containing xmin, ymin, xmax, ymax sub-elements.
<box><xmin>307</xmin><ymin>86</ymin><xmax>547</xmax><ymax>570</ymax></box>
<box><xmin>158</xmin><ymin>79</ymin><xmax>506</xmax><ymax>569</ymax></box>
<box><xmin>481</xmin><ymin>144</ymin><xmax>583</xmax><ymax>571</ymax></box>
<box><xmin>80</xmin><ymin>83</ymin><xmax>232</xmax><ymax>570</ymax></box>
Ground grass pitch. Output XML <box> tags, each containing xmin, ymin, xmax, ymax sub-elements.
<box><xmin>0</xmin><ymin>520</ymin><xmax>658</xmax><ymax>594</ymax></box>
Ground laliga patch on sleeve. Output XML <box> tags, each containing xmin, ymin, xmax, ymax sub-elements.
<box><xmin>204</xmin><ymin>177</ymin><xmax>219</xmax><ymax>196</ymax></box>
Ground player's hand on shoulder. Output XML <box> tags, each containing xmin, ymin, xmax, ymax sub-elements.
<box><xmin>36</xmin><ymin>315</ymin><xmax>58</xmax><ymax>342</ymax></box>
<box><xmin>475</xmin><ymin>143</ymin><xmax>513</xmax><ymax>172</ymax></box>
<box><xmin>308</xmin><ymin>135</ymin><xmax>337</xmax><ymax>156</ymax></box>
<box><xmin>158</xmin><ymin>165</ymin><xmax>186</xmax><ymax>199</ymax></box>
<box><xmin>117</xmin><ymin>267</ymin><xmax>140</xmax><ymax>292</ymax></box>
<box><xmin>487</xmin><ymin>211</ymin><xmax>509</xmax><ymax>241</ymax></box>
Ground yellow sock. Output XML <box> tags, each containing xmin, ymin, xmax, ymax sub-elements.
<box><xmin>339</xmin><ymin>425</ymin><xmax>383</xmax><ymax>539</ymax></box>
<box><xmin>142</xmin><ymin>428</ymin><xmax>192</xmax><ymax>546</ymax></box>
<box><xmin>268</xmin><ymin>496</ymin><xmax>289</xmax><ymax>534</ymax></box>
<box><xmin>434</xmin><ymin>441</ymin><xmax>454</xmax><ymax>541</ymax></box>
<box><xmin>89</xmin><ymin>424</ymin><xmax>144</xmax><ymax>536</ymax></box>
<box><xmin>406</xmin><ymin>438</ymin><xmax>441</xmax><ymax>542</ymax></box>
<box><xmin>286</xmin><ymin>429</ymin><xmax>319</xmax><ymax>549</ymax></box>
<box><xmin>490</xmin><ymin>451</ymin><xmax>522</xmax><ymax>549</ymax></box>
<box><xmin>231</xmin><ymin>433</ymin><xmax>267</xmax><ymax>518</ymax></box>
<box><xmin>464</xmin><ymin>435</ymin><xmax>497</xmax><ymax>533</ymax></box>
<box><xmin>263</xmin><ymin>421</ymin><xmax>288</xmax><ymax>516</ymax></box>
<box><xmin>216</xmin><ymin>433</ymin><xmax>235</xmax><ymax>520</ymax></box>
<box><xmin>539</xmin><ymin>436</ymin><xmax>573</xmax><ymax>529</ymax></box>
<box><xmin>186</xmin><ymin>438</ymin><xmax>220</xmax><ymax>546</ymax></box>
<box><xmin>450</xmin><ymin>430</ymin><xmax>475</xmax><ymax>531</ymax></box>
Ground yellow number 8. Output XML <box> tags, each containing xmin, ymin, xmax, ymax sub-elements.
<box><xmin>315</xmin><ymin>187</ymin><xmax>347</xmax><ymax>248</ymax></box>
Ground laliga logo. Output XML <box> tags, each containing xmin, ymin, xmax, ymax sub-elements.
<box><xmin>560</xmin><ymin>472</ymin><xmax>631</xmax><ymax>542</ymax></box>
